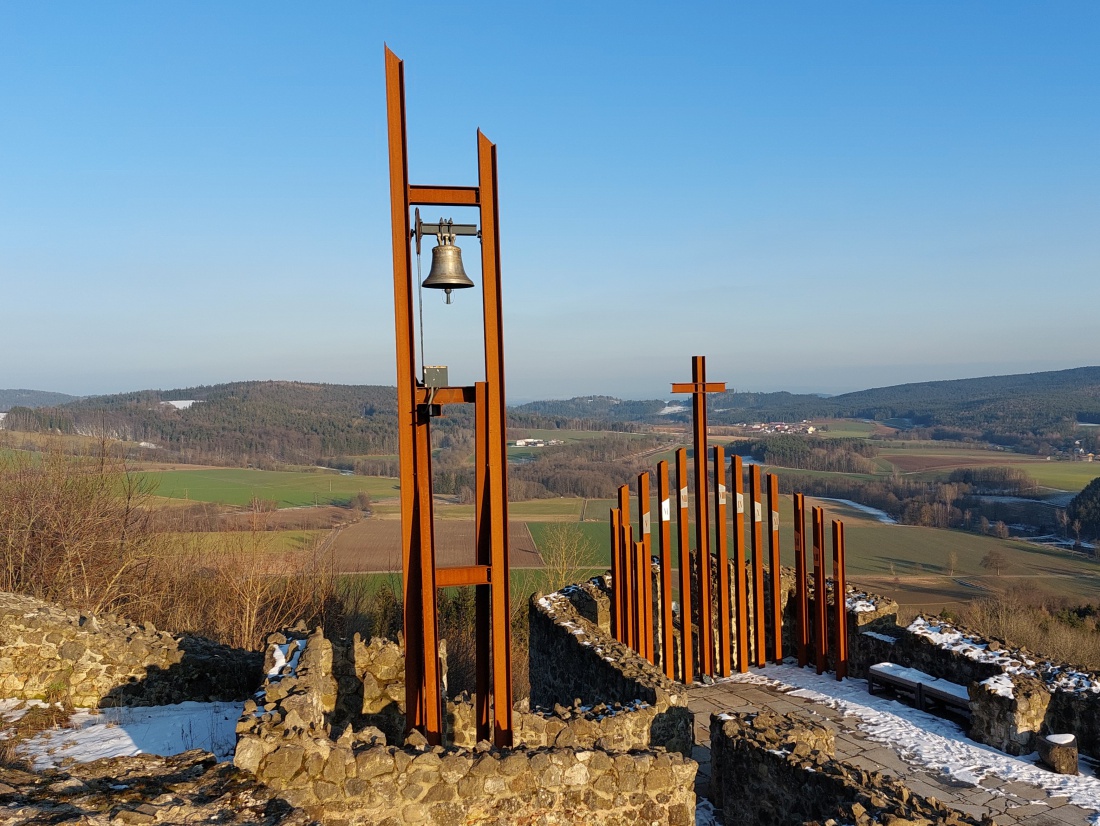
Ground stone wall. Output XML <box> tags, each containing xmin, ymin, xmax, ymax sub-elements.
<box><xmin>529</xmin><ymin>586</ymin><xmax>693</xmax><ymax>756</ymax></box>
<box><xmin>853</xmin><ymin>614</ymin><xmax>1100</xmax><ymax>759</ymax></box>
<box><xmin>236</xmin><ymin>618</ymin><xmax>697</xmax><ymax>824</ymax></box>
<box><xmin>0</xmin><ymin>590</ymin><xmax>261</xmax><ymax>708</ymax></box>
<box><xmin>711</xmin><ymin>710</ymin><xmax>984</xmax><ymax>826</ymax></box>
<box><xmin>968</xmin><ymin>673</ymin><xmax>1051</xmax><ymax>756</ymax></box>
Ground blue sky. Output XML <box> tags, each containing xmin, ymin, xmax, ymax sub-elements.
<box><xmin>1</xmin><ymin>2</ymin><xmax>1097</xmax><ymax>401</ymax></box>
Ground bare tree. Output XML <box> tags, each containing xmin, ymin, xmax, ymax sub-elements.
<box><xmin>538</xmin><ymin>522</ymin><xmax>598</xmax><ymax>593</ymax></box>
<box><xmin>980</xmin><ymin>549</ymin><xmax>1007</xmax><ymax>576</ymax></box>
<box><xmin>945</xmin><ymin>549</ymin><xmax>958</xmax><ymax>576</ymax></box>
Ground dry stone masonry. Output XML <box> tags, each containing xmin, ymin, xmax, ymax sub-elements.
<box><xmin>0</xmin><ymin>591</ymin><xmax>261</xmax><ymax>708</ymax></box>
<box><xmin>711</xmin><ymin>710</ymin><xmax>986</xmax><ymax>826</ymax></box>
<box><xmin>235</xmin><ymin>605</ymin><xmax>697</xmax><ymax>824</ymax></box>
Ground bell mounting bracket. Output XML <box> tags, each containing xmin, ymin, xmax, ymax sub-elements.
<box><xmin>412</xmin><ymin>207</ymin><xmax>480</xmax><ymax>254</ymax></box>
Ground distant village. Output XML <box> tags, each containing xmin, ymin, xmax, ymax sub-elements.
<box><xmin>741</xmin><ymin>420</ymin><xmax>817</xmax><ymax>435</ymax></box>
<box><xmin>510</xmin><ymin>437</ymin><xmax>566</xmax><ymax>448</ymax></box>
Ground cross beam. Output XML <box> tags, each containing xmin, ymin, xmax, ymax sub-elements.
<box><xmin>671</xmin><ymin>355</ymin><xmax>726</xmax><ymax>676</ymax></box>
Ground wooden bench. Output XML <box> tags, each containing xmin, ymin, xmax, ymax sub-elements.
<box><xmin>868</xmin><ymin>662</ymin><xmax>971</xmax><ymax>718</ymax></box>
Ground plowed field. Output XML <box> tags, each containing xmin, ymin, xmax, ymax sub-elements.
<box><xmin>331</xmin><ymin>519</ymin><xmax>543</xmax><ymax>572</ymax></box>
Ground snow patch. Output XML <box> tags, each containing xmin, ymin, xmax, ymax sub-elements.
<box><xmin>717</xmin><ymin>664</ymin><xmax>1100</xmax><ymax>816</ymax></box>
<box><xmin>16</xmin><ymin>701</ymin><xmax>241</xmax><ymax>769</ymax></box>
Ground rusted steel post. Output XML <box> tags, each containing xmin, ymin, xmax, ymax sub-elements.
<box><xmin>767</xmin><ymin>473</ymin><xmax>783</xmax><ymax>664</ymax></box>
<box><xmin>833</xmin><ymin>520</ymin><xmax>849</xmax><ymax>680</ymax></box>
<box><xmin>656</xmin><ymin>460</ymin><xmax>675</xmax><ymax>679</ymax></box>
<box><xmin>713</xmin><ymin>446</ymin><xmax>731</xmax><ymax>677</ymax></box>
<box><xmin>476</xmin><ymin>130</ymin><xmax>514</xmax><ymax>747</ymax></box>
<box><xmin>609</xmin><ymin>507</ymin><xmax>622</xmax><ymax>642</ymax></box>
<box><xmin>793</xmin><ymin>493</ymin><xmax>809</xmax><ymax>668</ymax></box>
<box><xmin>812</xmin><ymin>506</ymin><xmax>828</xmax><ymax>675</ymax></box>
<box><xmin>634</xmin><ymin>540</ymin><xmax>649</xmax><ymax>661</ymax></box>
<box><xmin>671</xmin><ymin>357</ymin><xmax>725</xmax><ymax>678</ymax></box>
<box><xmin>620</xmin><ymin>483</ymin><xmax>638</xmax><ymax>651</ymax></box>
<box><xmin>629</xmin><ymin>525</ymin><xmax>638</xmax><ymax>655</ymax></box>
<box><xmin>675</xmin><ymin>448</ymin><xmax>693</xmax><ymax>683</ymax></box>
<box><xmin>731</xmin><ymin>455</ymin><xmax>749</xmax><ymax>673</ymax></box>
<box><xmin>385</xmin><ymin>48</ymin><xmax>442</xmax><ymax>742</ymax></box>
<box><xmin>638</xmin><ymin>472</ymin><xmax>653</xmax><ymax>662</ymax></box>
<box><xmin>474</xmin><ymin>382</ymin><xmax>491</xmax><ymax>742</ymax></box>
<box><xmin>749</xmin><ymin>465</ymin><xmax>765</xmax><ymax>668</ymax></box>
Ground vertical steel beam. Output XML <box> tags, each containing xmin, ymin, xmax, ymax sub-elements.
<box><xmin>749</xmin><ymin>465</ymin><xmax>765</xmax><ymax>668</ymax></box>
<box><xmin>833</xmin><ymin>520</ymin><xmax>849</xmax><ymax>681</ymax></box>
<box><xmin>609</xmin><ymin>508</ymin><xmax>622</xmax><ymax>642</ymax></box>
<box><xmin>675</xmin><ymin>448</ymin><xmax>693</xmax><ymax>684</ymax></box>
<box><xmin>793</xmin><ymin>493</ymin><xmax>809</xmax><ymax>668</ymax></box>
<box><xmin>385</xmin><ymin>46</ymin><xmax>442</xmax><ymax>743</ymax></box>
<box><xmin>692</xmin><ymin>358</ymin><xmax>713</xmax><ymax>676</ymax></box>
<box><xmin>638</xmin><ymin>472</ymin><xmax>653</xmax><ymax>662</ymax></box>
<box><xmin>618</xmin><ymin>485</ymin><xmax>633</xmax><ymax>651</ymax></box>
<box><xmin>624</xmin><ymin>523</ymin><xmax>636</xmax><ymax>650</ymax></box>
<box><xmin>767</xmin><ymin>473</ymin><xmax>783</xmax><ymax>664</ymax></box>
<box><xmin>634</xmin><ymin>540</ymin><xmax>649</xmax><ymax>661</ymax></box>
<box><xmin>474</xmin><ymin>382</ymin><xmax>491</xmax><ymax>742</ymax></box>
<box><xmin>656</xmin><ymin>460</ymin><xmax>675</xmax><ymax>679</ymax></box>
<box><xmin>713</xmin><ymin>446</ymin><xmax>731</xmax><ymax>677</ymax></box>
<box><xmin>731</xmin><ymin>455</ymin><xmax>748</xmax><ymax>673</ymax></box>
<box><xmin>812</xmin><ymin>506</ymin><xmax>828</xmax><ymax>675</ymax></box>
<box><xmin>477</xmin><ymin>130</ymin><xmax>513</xmax><ymax>748</ymax></box>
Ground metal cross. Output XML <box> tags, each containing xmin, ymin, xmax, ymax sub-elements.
<box><xmin>671</xmin><ymin>355</ymin><xmax>726</xmax><ymax>676</ymax></box>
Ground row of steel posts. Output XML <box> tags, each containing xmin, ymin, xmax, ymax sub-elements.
<box><xmin>608</xmin><ymin>447</ymin><xmax>849</xmax><ymax>683</ymax></box>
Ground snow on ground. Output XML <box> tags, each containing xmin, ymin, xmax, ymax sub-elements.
<box><xmin>816</xmin><ymin>498</ymin><xmax>898</xmax><ymax>524</ymax></box>
<box><xmin>7</xmin><ymin>701</ymin><xmax>241</xmax><ymax>769</ymax></box>
<box><xmin>718</xmin><ymin>664</ymin><xmax>1100</xmax><ymax>820</ymax></box>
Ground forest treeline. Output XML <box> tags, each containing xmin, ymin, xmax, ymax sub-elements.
<box><xmin>1</xmin><ymin>380</ymin><xmax>631</xmax><ymax>471</ymax></box>
<box><xmin>517</xmin><ymin>367</ymin><xmax>1100</xmax><ymax>455</ymax></box>
<box><xmin>742</xmin><ymin>434</ymin><xmax>880</xmax><ymax>474</ymax></box>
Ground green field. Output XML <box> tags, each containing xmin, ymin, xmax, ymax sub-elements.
<box><xmin>1006</xmin><ymin>462</ymin><xmax>1100</xmax><ymax>493</ymax></box>
<box><xmin>813</xmin><ymin>420</ymin><xmax>879</xmax><ymax>439</ymax></box>
<box><xmin>145</xmin><ymin>468</ymin><xmax>401</xmax><ymax>508</ymax></box>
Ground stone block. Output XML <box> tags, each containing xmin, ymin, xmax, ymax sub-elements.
<box><xmin>1038</xmin><ymin>734</ymin><xmax>1078</xmax><ymax>775</ymax></box>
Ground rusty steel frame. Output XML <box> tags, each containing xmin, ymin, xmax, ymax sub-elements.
<box><xmin>385</xmin><ymin>47</ymin><xmax>512</xmax><ymax>747</ymax></box>
<box><xmin>634</xmin><ymin>539</ymin><xmax>650</xmax><ymax>662</ymax></box>
<box><xmin>618</xmin><ymin>485</ymin><xmax>634</xmax><ymax>650</ymax></box>
<box><xmin>629</xmin><ymin>519</ymin><xmax>638</xmax><ymax>651</ymax></box>
<box><xmin>675</xmin><ymin>448</ymin><xmax>693</xmax><ymax>683</ymax></box>
<box><xmin>767</xmin><ymin>473</ymin><xmax>783</xmax><ymax>664</ymax></box>
<box><xmin>833</xmin><ymin>520</ymin><xmax>849</xmax><ymax>680</ymax></box>
<box><xmin>671</xmin><ymin>356</ymin><xmax>725</xmax><ymax>677</ymax></box>
<box><xmin>793</xmin><ymin>493</ymin><xmax>809</xmax><ymax>668</ymax></box>
<box><xmin>609</xmin><ymin>508</ymin><xmax>623</xmax><ymax>641</ymax></box>
<box><xmin>729</xmin><ymin>455</ymin><xmax>748</xmax><ymax>673</ymax></box>
<box><xmin>638</xmin><ymin>472</ymin><xmax>653</xmax><ymax>662</ymax></box>
<box><xmin>713</xmin><ymin>446</ymin><xmax>731</xmax><ymax>677</ymax></box>
<box><xmin>812</xmin><ymin>506</ymin><xmax>828</xmax><ymax>676</ymax></box>
<box><xmin>749</xmin><ymin>465</ymin><xmax>765</xmax><ymax>668</ymax></box>
<box><xmin>656</xmin><ymin>460</ymin><xmax>675</xmax><ymax>679</ymax></box>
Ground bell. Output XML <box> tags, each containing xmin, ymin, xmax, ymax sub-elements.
<box><xmin>422</xmin><ymin>236</ymin><xmax>474</xmax><ymax>303</ymax></box>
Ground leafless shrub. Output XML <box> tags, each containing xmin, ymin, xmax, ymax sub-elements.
<box><xmin>538</xmin><ymin>522</ymin><xmax>597</xmax><ymax>594</ymax></box>
<box><xmin>0</xmin><ymin>446</ymin><xmax>340</xmax><ymax>651</ymax></box>
<box><xmin>956</xmin><ymin>588</ymin><xmax>1100</xmax><ymax>671</ymax></box>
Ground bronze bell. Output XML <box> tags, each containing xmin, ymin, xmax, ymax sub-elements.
<box><xmin>422</xmin><ymin>234</ymin><xmax>474</xmax><ymax>303</ymax></box>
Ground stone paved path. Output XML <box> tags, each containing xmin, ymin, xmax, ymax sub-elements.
<box><xmin>687</xmin><ymin>678</ymin><xmax>1097</xmax><ymax>826</ymax></box>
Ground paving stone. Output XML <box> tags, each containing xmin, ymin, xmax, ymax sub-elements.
<box><xmin>1003</xmin><ymin>782</ymin><xmax>1054</xmax><ymax>802</ymax></box>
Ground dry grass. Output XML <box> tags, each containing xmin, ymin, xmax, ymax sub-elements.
<box><xmin>951</xmin><ymin>588</ymin><xmax>1100</xmax><ymax>670</ymax></box>
<box><xmin>0</xmin><ymin>445</ymin><xmax>341</xmax><ymax>650</ymax></box>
